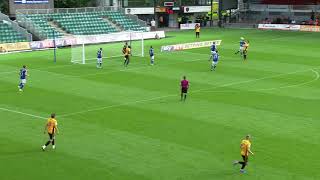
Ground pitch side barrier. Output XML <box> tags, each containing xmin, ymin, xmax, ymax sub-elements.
<box><xmin>0</xmin><ymin>31</ymin><xmax>165</xmax><ymax>54</ymax></box>
<box><xmin>258</xmin><ymin>24</ymin><xmax>320</xmax><ymax>32</ymax></box>
<box><xmin>161</xmin><ymin>40</ymin><xmax>222</xmax><ymax>52</ymax></box>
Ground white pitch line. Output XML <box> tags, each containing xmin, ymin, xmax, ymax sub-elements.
<box><xmin>0</xmin><ymin>107</ymin><xmax>46</xmax><ymax>119</ymax></box>
<box><xmin>0</xmin><ymin>50</ymin><xmax>180</xmax><ymax>74</ymax></box>
<box><xmin>0</xmin><ymin>51</ymin><xmax>206</xmax><ymax>79</ymax></box>
<box><xmin>12</xmin><ymin>56</ymin><xmax>208</xmax><ymax>80</ymax></box>
<box><xmin>256</xmin><ymin>69</ymin><xmax>320</xmax><ymax>91</ymax></box>
<box><xmin>60</xmin><ymin>68</ymin><xmax>317</xmax><ymax>118</ymax></box>
<box><xmin>74</xmin><ymin>57</ymin><xmax>206</xmax><ymax>78</ymax></box>
<box><xmin>0</xmin><ymin>71</ymin><xmax>17</xmax><ymax>75</ymax></box>
<box><xmin>200</xmin><ymin>69</ymin><xmax>319</xmax><ymax>93</ymax></box>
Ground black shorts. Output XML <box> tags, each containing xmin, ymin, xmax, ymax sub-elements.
<box><xmin>242</xmin><ymin>155</ymin><xmax>248</xmax><ymax>162</ymax></box>
<box><xmin>181</xmin><ymin>88</ymin><xmax>188</xmax><ymax>94</ymax></box>
<box><xmin>125</xmin><ymin>55</ymin><xmax>129</xmax><ymax>59</ymax></box>
<box><xmin>196</xmin><ymin>32</ymin><xmax>200</xmax><ymax>36</ymax></box>
<box><xmin>48</xmin><ymin>133</ymin><xmax>55</xmax><ymax>140</ymax></box>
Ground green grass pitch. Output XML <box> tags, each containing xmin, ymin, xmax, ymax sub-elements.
<box><xmin>1</xmin><ymin>28</ymin><xmax>320</xmax><ymax>180</ymax></box>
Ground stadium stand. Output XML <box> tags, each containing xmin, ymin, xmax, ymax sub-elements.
<box><xmin>16</xmin><ymin>7</ymin><xmax>148</xmax><ymax>40</ymax></box>
<box><xmin>237</xmin><ymin>0</ymin><xmax>320</xmax><ymax>24</ymax></box>
<box><xmin>24</xmin><ymin>14</ymin><xmax>63</xmax><ymax>39</ymax></box>
<box><xmin>0</xmin><ymin>21</ymin><xmax>28</xmax><ymax>43</ymax></box>
<box><xmin>101</xmin><ymin>11</ymin><xmax>147</xmax><ymax>31</ymax></box>
<box><xmin>51</xmin><ymin>12</ymin><xmax>118</xmax><ymax>35</ymax></box>
<box><xmin>0</xmin><ymin>13</ymin><xmax>31</xmax><ymax>43</ymax></box>
<box><xmin>261</xmin><ymin>0</ymin><xmax>320</xmax><ymax>5</ymax></box>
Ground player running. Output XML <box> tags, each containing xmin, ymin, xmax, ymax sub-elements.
<box><xmin>180</xmin><ymin>76</ymin><xmax>189</xmax><ymax>101</ymax></box>
<box><xmin>42</xmin><ymin>113</ymin><xmax>59</xmax><ymax>151</ymax></box>
<box><xmin>149</xmin><ymin>46</ymin><xmax>154</xmax><ymax>65</ymax></box>
<box><xmin>211</xmin><ymin>50</ymin><xmax>219</xmax><ymax>71</ymax></box>
<box><xmin>209</xmin><ymin>42</ymin><xmax>217</xmax><ymax>61</ymax></box>
<box><xmin>18</xmin><ymin>65</ymin><xmax>28</xmax><ymax>92</ymax></box>
<box><xmin>122</xmin><ymin>45</ymin><xmax>127</xmax><ymax>60</ymax></box>
<box><xmin>235</xmin><ymin>37</ymin><xmax>246</xmax><ymax>56</ymax></box>
<box><xmin>124</xmin><ymin>45</ymin><xmax>131</xmax><ymax>67</ymax></box>
<box><xmin>243</xmin><ymin>40</ymin><xmax>250</xmax><ymax>60</ymax></box>
<box><xmin>97</xmin><ymin>48</ymin><xmax>103</xmax><ymax>69</ymax></box>
<box><xmin>233</xmin><ymin>135</ymin><xmax>254</xmax><ymax>173</ymax></box>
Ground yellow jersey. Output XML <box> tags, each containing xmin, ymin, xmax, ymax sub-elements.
<box><xmin>195</xmin><ymin>26</ymin><xmax>200</xmax><ymax>33</ymax></box>
<box><xmin>240</xmin><ymin>139</ymin><xmax>251</xmax><ymax>156</ymax></box>
<box><xmin>244</xmin><ymin>43</ymin><xmax>250</xmax><ymax>51</ymax></box>
<box><xmin>47</xmin><ymin>118</ymin><xmax>57</xmax><ymax>134</ymax></box>
<box><xmin>125</xmin><ymin>48</ymin><xmax>131</xmax><ymax>56</ymax></box>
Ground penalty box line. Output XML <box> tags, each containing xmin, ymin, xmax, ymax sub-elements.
<box><xmin>1</xmin><ymin>69</ymin><xmax>318</xmax><ymax>120</ymax></box>
<box><xmin>0</xmin><ymin>50</ymin><xmax>206</xmax><ymax>78</ymax></box>
<box><xmin>0</xmin><ymin>53</ymin><xmax>208</xmax><ymax>119</ymax></box>
<box><xmin>0</xmin><ymin>107</ymin><xmax>47</xmax><ymax>120</ymax></box>
<box><xmin>60</xmin><ymin>68</ymin><xmax>318</xmax><ymax>118</ymax></box>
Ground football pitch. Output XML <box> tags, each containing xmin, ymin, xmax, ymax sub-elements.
<box><xmin>1</xmin><ymin>28</ymin><xmax>320</xmax><ymax>180</ymax></box>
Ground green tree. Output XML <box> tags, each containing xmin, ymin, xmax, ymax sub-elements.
<box><xmin>54</xmin><ymin>0</ymin><xmax>96</xmax><ymax>8</ymax></box>
<box><xmin>0</xmin><ymin>0</ymin><xmax>9</xmax><ymax>15</ymax></box>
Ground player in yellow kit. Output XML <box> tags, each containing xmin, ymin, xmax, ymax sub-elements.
<box><xmin>42</xmin><ymin>113</ymin><xmax>59</xmax><ymax>151</ymax></box>
<box><xmin>124</xmin><ymin>45</ymin><xmax>131</xmax><ymax>67</ymax></box>
<box><xmin>233</xmin><ymin>135</ymin><xmax>254</xmax><ymax>173</ymax></box>
<box><xmin>243</xmin><ymin>40</ymin><xmax>250</xmax><ymax>61</ymax></box>
<box><xmin>195</xmin><ymin>24</ymin><xmax>200</xmax><ymax>38</ymax></box>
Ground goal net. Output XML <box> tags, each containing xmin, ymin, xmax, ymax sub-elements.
<box><xmin>71</xmin><ymin>32</ymin><xmax>144</xmax><ymax>64</ymax></box>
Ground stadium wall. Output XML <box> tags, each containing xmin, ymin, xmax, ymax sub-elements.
<box><xmin>9</xmin><ymin>0</ymin><xmax>54</xmax><ymax>17</ymax></box>
<box><xmin>0</xmin><ymin>30</ymin><xmax>165</xmax><ymax>53</ymax></box>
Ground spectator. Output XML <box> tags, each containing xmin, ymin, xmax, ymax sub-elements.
<box><xmin>311</xmin><ymin>11</ymin><xmax>315</xmax><ymax>21</ymax></box>
<box><xmin>155</xmin><ymin>33</ymin><xmax>160</xmax><ymax>40</ymax></box>
<box><xmin>159</xmin><ymin>16</ymin><xmax>164</xmax><ymax>28</ymax></box>
<box><xmin>151</xmin><ymin>19</ymin><xmax>156</xmax><ymax>31</ymax></box>
<box><xmin>177</xmin><ymin>16</ymin><xmax>182</xmax><ymax>28</ymax></box>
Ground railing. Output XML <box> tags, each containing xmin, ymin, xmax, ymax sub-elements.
<box><xmin>16</xmin><ymin>12</ymin><xmax>46</xmax><ymax>40</ymax></box>
<box><xmin>247</xmin><ymin>4</ymin><xmax>320</xmax><ymax>12</ymax></box>
<box><xmin>123</xmin><ymin>0</ymin><xmax>216</xmax><ymax>7</ymax></box>
<box><xmin>117</xmin><ymin>8</ymin><xmax>147</xmax><ymax>27</ymax></box>
<box><xmin>16</xmin><ymin>6</ymin><xmax>149</xmax><ymax>32</ymax></box>
<box><xmin>0</xmin><ymin>12</ymin><xmax>32</xmax><ymax>41</ymax></box>
<box><xmin>16</xmin><ymin>6</ymin><xmax>123</xmax><ymax>15</ymax></box>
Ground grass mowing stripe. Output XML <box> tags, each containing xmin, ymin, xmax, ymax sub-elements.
<box><xmin>60</xmin><ymin>67</ymin><xmax>317</xmax><ymax>118</ymax></box>
<box><xmin>0</xmin><ymin>107</ymin><xmax>46</xmax><ymax>119</ymax></box>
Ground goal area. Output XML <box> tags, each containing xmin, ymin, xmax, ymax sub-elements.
<box><xmin>71</xmin><ymin>32</ymin><xmax>144</xmax><ymax>64</ymax></box>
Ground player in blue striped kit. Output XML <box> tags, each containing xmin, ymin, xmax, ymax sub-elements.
<box><xmin>97</xmin><ymin>48</ymin><xmax>103</xmax><ymax>68</ymax></box>
<box><xmin>235</xmin><ymin>37</ymin><xmax>245</xmax><ymax>55</ymax></box>
<box><xmin>211</xmin><ymin>51</ymin><xmax>219</xmax><ymax>71</ymax></box>
<box><xmin>18</xmin><ymin>65</ymin><xmax>28</xmax><ymax>91</ymax></box>
<box><xmin>209</xmin><ymin>42</ymin><xmax>217</xmax><ymax>61</ymax></box>
<box><xmin>149</xmin><ymin>46</ymin><xmax>154</xmax><ymax>65</ymax></box>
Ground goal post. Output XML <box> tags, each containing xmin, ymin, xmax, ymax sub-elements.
<box><xmin>71</xmin><ymin>32</ymin><xmax>145</xmax><ymax>64</ymax></box>
<box><xmin>71</xmin><ymin>43</ymin><xmax>85</xmax><ymax>64</ymax></box>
